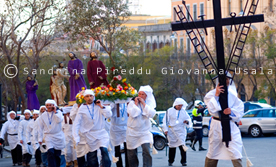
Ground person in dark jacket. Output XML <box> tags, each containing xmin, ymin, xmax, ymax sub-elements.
<box><xmin>191</xmin><ymin>101</ymin><xmax>207</xmax><ymax>151</ymax></box>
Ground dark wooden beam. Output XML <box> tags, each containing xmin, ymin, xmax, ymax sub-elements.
<box><xmin>171</xmin><ymin>14</ymin><xmax>264</xmax><ymax>31</ymax></box>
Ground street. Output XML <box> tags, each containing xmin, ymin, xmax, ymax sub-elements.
<box><xmin>0</xmin><ymin>134</ymin><xmax>275</xmax><ymax>167</ymax></box>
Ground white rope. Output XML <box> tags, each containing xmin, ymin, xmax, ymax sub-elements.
<box><xmin>169</xmin><ymin>126</ymin><xmax>189</xmax><ymax>151</ymax></box>
<box><xmin>242</xmin><ymin>144</ymin><xmax>253</xmax><ymax>167</ymax></box>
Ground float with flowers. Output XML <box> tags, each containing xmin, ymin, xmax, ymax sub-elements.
<box><xmin>93</xmin><ymin>75</ymin><xmax>137</xmax><ymax>104</ymax></box>
<box><xmin>75</xmin><ymin>75</ymin><xmax>137</xmax><ymax>105</ymax></box>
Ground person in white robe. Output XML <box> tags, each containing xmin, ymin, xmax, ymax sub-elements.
<box><xmin>35</xmin><ymin>106</ymin><xmax>48</xmax><ymax>167</ymax></box>
<box><xmin>38</xmin><ymin>99</ymin><xmax>65</xmax><ymax>167</ymax></box>
<box><xmin>26</xmin><ymin>109</ymin><xmax>42</xmax><ymax>167</ymax></box>
<box><xmin>0</xmin><ymin>111</ymin><xmax>23</xmax><ymax>166</ymax></box>
<box><xmin>70</xmin><ymin>103</ymin><xmax>88</xmax><ymax>167</ymax></box>
<box><xmin>204</xmin><ymin>75</ymin><xmax>244</xmax><ymax>167</ymax></box>
<box><xmin>61</xmin><ymin>106</ymin><xmax>77</xmax><ymax>167</ymax></box>
<box><xmin>126</xmin><ymin>85</ymin><xmax>156</xmax><ymax>167</ymax></box>
<box><xmin>18</xmin><ymin>109</ymin><xmax>33</xmax><ymax>167</ymax></box>
<box><xmin>110</xmin><ymin>103</ymin><xmax>129</xmax><ymax>167</ymax></box>
<box><xmin>73</xmin><ymin>89</ymin><xmax>112</xmax><ymax>167</ymax></box>
<box><xmin>162</xmin><ymin>98</ymin><xmax>191</xmax><ymax>166</ymax></box>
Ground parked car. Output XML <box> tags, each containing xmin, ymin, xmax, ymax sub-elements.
<box><xmin>244</xmin><ymin>102</ymin><xmax>272</xmax><ymax>113</ymax></box>
<box><xmin>239</xmin><ymin>108</ymin><xmax>276</xmax><ymax>137</ymax></box>
<box><xmin>199</xmin><ymin>102</ymin><xmax>272</xmax><ymax>137</ymax></box>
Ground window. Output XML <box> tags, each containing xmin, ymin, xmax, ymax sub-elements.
<box><xmin>152</xmin><ymin>41</ymin><xmax>157</xmax><ymax>51</ymax></box>
<box><xmin>240</xmin><ymin>0</ymin><xmax>243</xmax><ymax>12</ymax></box>
<box><xmin>186</xmin><ymin>5</ymin><xmax>190</xmax><ymax>21</ymax></box>
<box><xmin>186</xmin><ymin>37</ymin><xmax>191</xmax><ymax>57</ymax></box>
<box><xmin>229</xmin><ymin>0</ymin><xmax>231</xmax><ymax>14</ymax></box>
<box><xmin>159</xmin><ymin>113</ymin><xmax>165</xmax><ymax>125</ymax></box>
<box><xmin>180</xmin><ymin>38</ymin><xmax>184</xmax><ymax>52</ymax></box>
<box><xmin>193</xmin><ymin>4</ymin><xmax>197</xmax><ymax>21</ymax></box>
<box><xmin>243</xmin><ymin>110</ymin><xmax>259</xmax><ymax>117</ymax></box>
<box><xmin>260</xmin><ymin>110</ymin><xmax>275</xmax><ymax>117</ymax></box>
<box><xmin>194</xmin><ymin>40</ymin><xmax>197</xmax><ymax>53</ymax></box>
<box><xmin>173</xmin><ymin>6</ymin><xmax>177</xmax><ymax>21</ymax></box>
<box><xmin>248</xmin><ymin>104</ymin><xmax>260</xmax><ymax>110</ymax></box>
<box><xmin>269</xmin><ymin>0</ymin><xmax>273</xmax><ymax>12</ymax></box>
<box><xmin>200</xmin><ymin>3</ymin><xmax>204</xmax><ymax>16</ymax></box>
<box><xmin>180</xmin><ymin>6</ymin><xmax>184</xmax><ymax>19</ymax></box>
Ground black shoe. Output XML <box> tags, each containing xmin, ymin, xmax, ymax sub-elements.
<box><xmin>199</xmin><ymin>147</ymin><xmax>207</xmax><ymax>151</ymax></box>
<box><xmin>13</xmin><ymin>164</ymin><xmax>16</xmax><ymax>166</ymax></box>
<box><xmin>190</xmin><ymin>145</ymin><xmax>196</xmax><ymax>151</ymax></box>
<box><xmin>182</xmin><ymin>163</ymin><xmax>187</xmax><ymax>166</ymax></box>
<box><xmin>18</xmin><ymin>162</ymin><xmax>22</xmax><ymax>166</ymax></box>
<box><xmin>168</xmin><ymin>162</ymin><xmax>173</xmax><ymax>166</ymax></box>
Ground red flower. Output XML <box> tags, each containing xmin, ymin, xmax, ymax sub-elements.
<box><xmin>107</xmin><ymin>84</ymin><xmax>111</xmax><ymax>88</ymax></box>
<box><xmin>111</xmin><ymin>67</ymin><xmax>115</xmax><ymax>71</ymax></box>
<box><xmin>123</xmin><ymin>82</ymin><xmax>128</xmax><ymax>86</ymax></box>
<box><xmin>113</xmin><ymin>77</ymin><xmax>117</xmax><ymax>81</ymax></box>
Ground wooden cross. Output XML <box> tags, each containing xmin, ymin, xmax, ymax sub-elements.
<box><xmin>172</xmin><ymin>0</ymin><xmax>264</xmax><ymax>146</ymax></box>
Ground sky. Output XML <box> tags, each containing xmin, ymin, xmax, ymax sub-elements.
<box><xmin>139</xmin><ymin>0</ymin><xmax>171</xmax><ymax>16</ymax></box>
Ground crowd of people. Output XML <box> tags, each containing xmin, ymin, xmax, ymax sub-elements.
<box><xmin>0</xmin><ymin>75</ymin><xmax>245</xmax><ymax>167</ymax></box>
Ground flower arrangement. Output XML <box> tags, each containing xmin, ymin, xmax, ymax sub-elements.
<box><xmin>93</xmin><ymin>75</ymin><xmax>137</xmax><ymax>103</ymax></box>
<box><xmin>75</xmin><ymin>87</ymin><xmax>86</xmax><ymax>104</ymax></box>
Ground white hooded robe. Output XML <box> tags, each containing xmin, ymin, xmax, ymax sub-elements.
<box><xmin>126</xmin><ymin>100</ymin><xmax>156</xmax><ymax>150</ymax></box>
<box><xmin>0</xmin><ymin>112</ymin><xmax>21</xmax><ymax>150</ymax></box>
<box><xmin>73</xmin><ymin>103</ymin><xmax>112</xmax><ymax>152</ymax></box>
<box><xmin>204</xmin><ymin>89</ymin><xmax>244</xmax><ymax>160</ymax></box>
<box><xmin>38</xmin><ymin>110</ymin><xmax>65</xmax><ymax>151</ymax></box>
<box><xmin>162</xmin><ymin>107</ymin><xmax>191</xmax><ymax>148</ymax></box>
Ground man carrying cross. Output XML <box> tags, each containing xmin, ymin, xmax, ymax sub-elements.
<box><xmin>171</xmin><ymin>0</ymin><xmax>263</xmax><ymax>167</ymax></box>
<box><xmin>204</xmin><ymin>74</ymin><xmax>244</xmax><ymax>167</ymax></box>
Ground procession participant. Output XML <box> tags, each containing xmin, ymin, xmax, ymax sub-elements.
<box><xmin>18</xmin><ymin>109</ymin><xmax>33</xmax><ymax>167</ymax></box>
<box><xmin>73</xmin><ymin>89</ymin><xmax>112</xmax><ymax>167</ymax></box>
<box><xmin>35</xmin><ymin>106</ymin><xmax>48</xmax><ymax>167</ymax></box>
<box><xmin>110</xmin><ymin>103</ymin><xmax>129</xmax><ymax>167</ymax></box>
<box><xmin>27</xmin><ymin>109</ymin><xmax>42</xmax><ymax>167</ymax></box>
<box><xmin>67</xmin><ymin>52</ymin><xmax>86</xmax><ymax>102</ymax></box>
<box><xmin>126</xmin><ymin>85</ymin><xmax>156</xmax><ymax>167</ymax></box>
<box><xmin>0</xmin><ymin>111</ymin><xmax>23</xmax><ymax>166</ymax></box>
<box><xmin>38</xmin><ymin>100</ymin><xmax>65</xmax><ymax>167</ymax></box>
<box><xmin>162</xmin><ymin>98</ymin><xmax>191</xmax><ymax>166</ymax></box>
<box><xmin>61</xmin><ymin>106</ymin><xmax>77</xmax><ymax>167</ymax></box>
<box><xmin>204</xmin><ymin>74</ymin><xmax>244</xmax><ymax>167</ymax></box>
<box><xmin>87</xmin><ymin>52</ymin><xmax>109</xmax><ymax>89</ymax></box>
<box><xmin>190</xmin><ymin>101</ymin><xmax>207</xmax><ymax>151</ymax></box>
<box><xmin>70</xmin><ymin>103</ymin><xmax>87</xmax><ymax>167</ymax></box>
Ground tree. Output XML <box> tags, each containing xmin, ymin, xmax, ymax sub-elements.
<box><xmin>63</xmin><ymin>0</ymin><xmax>140</xmax><ymax>67</ymax></box>
<box><xmin>254</xmin><ymin>29</ymin><xmax>276</xmax><ymax>102</ymax></box>
<box><xmin>0</xmin><ymin>0</ymin><xmax>65</xmax><ymax>112</ymax></box>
